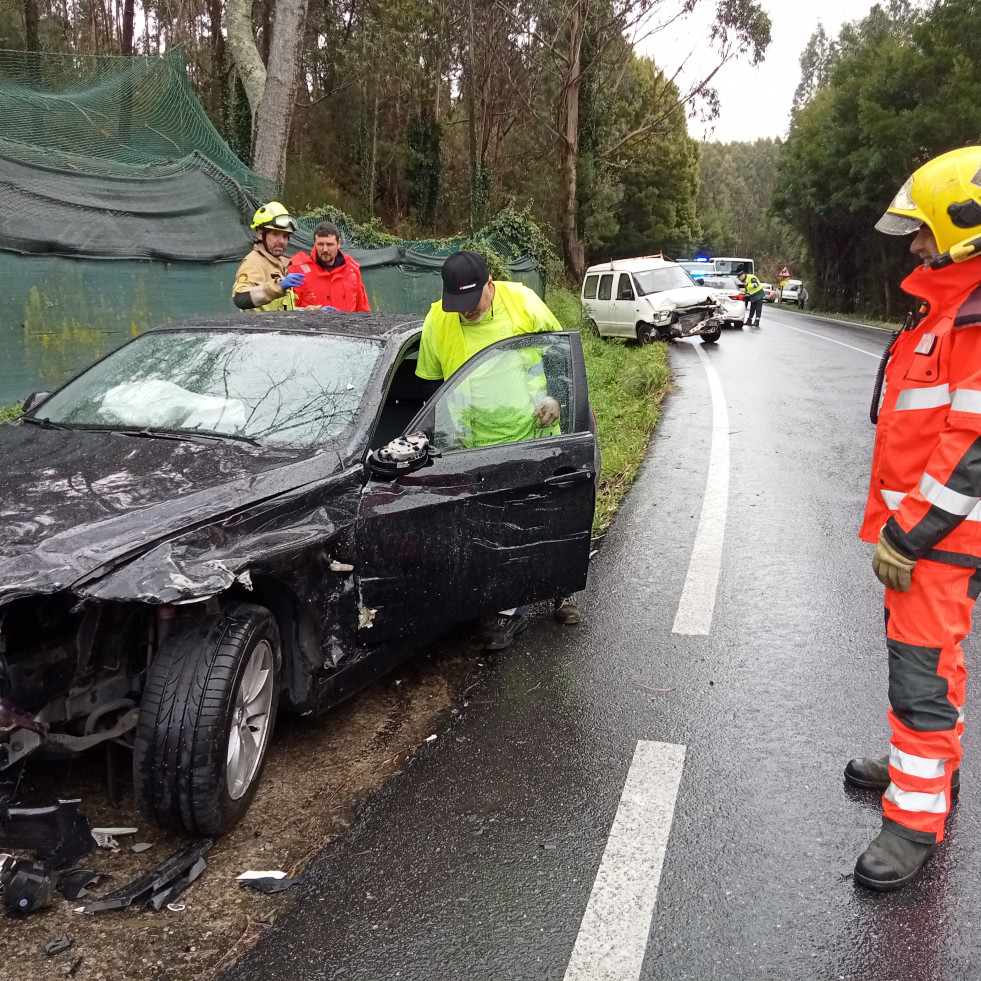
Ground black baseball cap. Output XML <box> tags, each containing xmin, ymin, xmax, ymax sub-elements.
<box><xmin>441</xmin><ymin>250</ymin><xmax>490</xmax><ymax>312</ymax></box>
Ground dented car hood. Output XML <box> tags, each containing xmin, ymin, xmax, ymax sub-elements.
<box><xmin>0</xmin><ymin>424</ymin><xmax>343</xmax><ymax>604</ymax></box>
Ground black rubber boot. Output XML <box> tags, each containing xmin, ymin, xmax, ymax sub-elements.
<box><xmin>854</xmin><ymin>828</ymin><xmax>935</xmax><ymax>891</ymax></box>
<box><xmin>845</xmin><ymin>755</ymin><xmax>960</xmax><ymax>793</ymax></box>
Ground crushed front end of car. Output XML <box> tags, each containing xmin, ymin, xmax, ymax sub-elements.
<box><xmin>0</xmin><ymin>592</ymin><xmax>149</xmax><ymax>772</ymax></box>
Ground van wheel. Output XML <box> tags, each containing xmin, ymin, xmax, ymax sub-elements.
<box><xmin>701</xmin><ymin>328</ymin><xmax>721</xmax><ymax>344</ymax></box>
<box><xmin>587</xmin><ymin>319</ymin><xmax>600</xmax><ymax>337</ymax></box>
<box><xmin>133</xmin><ymin>602</ymin><xmax>281</xmax><ymax>835</ymax></box>
<box><xmin>636</xmin><ymin>323</ymin><xmax>659</xmax><ymax>345</ymax></box>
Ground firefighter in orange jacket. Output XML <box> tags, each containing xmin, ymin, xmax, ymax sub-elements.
<box><xmin>286</xmin><ymin>221</ymin><xmax>371</xmax><ymax>312</ymax></box>
<box><xmin>848</xmin><ymin>146</ymin><xmax>981</xmax><ymax>890</ymax></box>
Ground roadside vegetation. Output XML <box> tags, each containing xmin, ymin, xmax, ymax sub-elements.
<box><xmin>546</xmin><ymin>288</ymin><xmax>671</xmax><ymax>535</ymax></box>
<box><xmin>0</xmin><ymin>403</ymin><xmax>21</xmax><ymax>424</ymax></box>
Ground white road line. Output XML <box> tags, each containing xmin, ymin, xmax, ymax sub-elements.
<box><xmin>672</xmin><ymin>344</ymin><xmax>728</xmax><ymax>635</ymax></box>
<box><xmin>564</xmin><ymin>740</ymin><xmax>686</xmax><ymax>981</ymax></box>
<box><xmin>780</xmin><ymin>323</ymin><xmax>881</xmax><ymax>358</ymax></box>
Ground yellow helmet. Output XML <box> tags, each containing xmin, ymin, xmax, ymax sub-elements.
<box><xmin>251</xmin><ymin>201</ymin><xmax>297</xmax><ymax>233</ymax></box>
<box><xmin>876</xmin><ymin>146</ymin><xmax>981</xmax><ymax>261</ymax></box>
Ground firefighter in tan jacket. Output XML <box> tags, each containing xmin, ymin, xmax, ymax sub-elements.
<box><xmin>233</xmin><ymin>202</ymin><xmax>304</xmax><ymax>311</ymax></box>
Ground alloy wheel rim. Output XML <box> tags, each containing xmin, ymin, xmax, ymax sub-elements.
<box><xmin>226</xmin><ymin>639</ymin><xmax>275</xmax><ymax>800</ymax></box>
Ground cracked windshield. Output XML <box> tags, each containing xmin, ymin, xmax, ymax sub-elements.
<box><xmin>36</xmin><ymin>329</ymin><xmax>380</xmax><ymax>447</ymax></box>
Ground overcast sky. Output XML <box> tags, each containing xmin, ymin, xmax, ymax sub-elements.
<box><xmin>638</xmin><ymin>0</ymin><xmax>881</xmax><ymax>144</ymax></box>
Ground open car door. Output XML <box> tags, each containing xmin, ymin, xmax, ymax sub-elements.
<box><xmin>354</xmin><ymin>330</ymin><xmax>597</xmax><ymax>643</ymax></box>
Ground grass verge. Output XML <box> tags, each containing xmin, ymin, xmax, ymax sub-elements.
<box><xmin>546</xmin><ymin>287</ymin><xmax>672</xmax><ymax>534</ymax></box>
<box><xmin>0</xmin><ymin>403</ymin><xmax>21</xmax><ymax>424</ymax></box>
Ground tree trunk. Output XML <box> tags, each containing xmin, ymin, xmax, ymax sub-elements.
<box><xmin>250</xmin><ymin>0</ymin><xmax>309</xmax><ymax>183</ymax></box>
<box><xmin>208</xmin><ymin>0</ymin><xmax>226</xmax><ymax>121</ymax></box>
<box><xmin>559</xmin><ymin>4</ymin><xmax>585</xmax><ymax>279</ymax></box>
<box><xmin>226</xmin><ymin>0</ymin><xmax>267</xmax><ymax>120</ymax></box>
<box><xmin>120</xmin><ymin>0</ymin><xmax>134</xmax><ymax>54</ymax></box>
<box><xmin>24</xmin><ymin>0</ymin><xmax>39</xmax><ymax>50</ymax></box>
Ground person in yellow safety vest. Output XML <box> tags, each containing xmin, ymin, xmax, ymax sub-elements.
<box><xmin>233</xmin><ymin>202</ymin><xmax>304</xmax><ymax>311</ymax></box>
<box><xmin>738</xmin><ymin>266</ymin><xmax>766</xmax><ymax>326</ymax></box>
<box><xmin>414</xmin><ymin>249</ymin><xmax>583</xmax><ymax>649</ymax></box>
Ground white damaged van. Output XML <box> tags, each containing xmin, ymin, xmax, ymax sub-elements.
<box><xmin>581</xmin><ymin>256</ymin><xmax>726</xmax><ymax>344</ymax></box>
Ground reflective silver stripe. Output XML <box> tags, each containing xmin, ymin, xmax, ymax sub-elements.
<box><xmin>884</xmin><ymin>785</ymin><xmax>947</xmax><ymax>814</ymax></box>
<box><xmin>889</xmin><ymin>747</ymin><xmax>946</xmax><ymax>781</ymax></box>
<box><xmin>951</xmin><ymin>388</ymin><xmax>981</xmax><ymax>414</ymax></box>
<box><xmin>919</xmin><ymin>472</ymin><xmax>979</xmax><ymax>515</ymax></box>
<box><xmin>881</xmin><ymin>489</ymin><xmax>906</xmax><ymax>510</ymax></box>
<box><xmin>882</xmin><ymin>485</ymin><xmax>981</xmax><ymax>522</ymax></box>
<box><xmin>895</xmin><ymin>384</ymin><xmax>950</xmax><ymax>411</ymax></box>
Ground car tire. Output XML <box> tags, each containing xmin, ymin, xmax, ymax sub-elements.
<box><xmin>587</xmin><ymin>319</ymin><xmax>600</xmax><ymax>337</ymax></box>
<box><xmin>133</xmin><ymin>602</ymin><xmax>282</xmax><ymax>835</ymax></box>
<box><xmin>701</xmin><ymin>328</ymin><xmax>721</xmax><ymax>344</ymax></box>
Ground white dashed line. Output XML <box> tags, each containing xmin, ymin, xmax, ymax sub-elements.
<box><xmin>672</xmin><ymin>343</ymin><xmax>729</xmax><ymax>635</ymax></box>
<box><xmin>564</xmin><ymin>740</ymin><xmax>687</xmax><ymax>981</ymax></box>
<box><xmin>780</xmin><ymin>323</ymin><xmax>881</xmax><ymax>358</ymax></box>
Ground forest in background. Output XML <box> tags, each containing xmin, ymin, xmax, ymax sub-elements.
<box><xmin>775</xmin><ymin>0</ymin><xmax>981</xmax><ymax>317</ymax></box>
<box><xmin>8</xmin><ymin>1</ymin><xmax>978</xmax><ymax>308</ymax></box>
<box><xmin>0</xmin><ymin>0</ymin><xmax>777</xmax><ymax>280</ymax></box>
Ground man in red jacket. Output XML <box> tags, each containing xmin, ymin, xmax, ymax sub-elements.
<box><xmin>848</xmin><ymin>146</ymin><xmax>981</xmax><ymax>890</ymax></box>
<box><xmin>287</xmin><ymin>222</ymin><xmax>371</xmax><ymax>312</ymax></box>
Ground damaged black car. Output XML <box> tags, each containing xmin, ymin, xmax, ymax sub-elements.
<box><xmin>0</xmin><ymin>313</ymin><xmax>598</xmax><ymax>835</ymax></box>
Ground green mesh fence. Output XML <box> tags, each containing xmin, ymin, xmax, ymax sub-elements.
<box><xmin>0</xmin><ymin>49</ymin><xmax>542</xmax><ymax>404</ymax></box>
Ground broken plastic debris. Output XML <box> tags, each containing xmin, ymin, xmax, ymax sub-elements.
<box><xmin>425</xmin><ymin>734</ymin><xmax>437</xmax><ymax>743</ymax></box>
<box><xmin>57</xmin><ymin>869</ymin><xmax>110</xmax><ymax>901</ymax></box>
<box><xmin>2</xmin><ymin>858</ymin><xmax>55</xmax><ymax>915</ymax></box>
<box><xmin>329</xmin><ymin>560</ymin><xmax>354</xmax><ymax>573</ymax></box>
<box><xmin>239</xmin><ymin>875</ymin><xmax>303</xmax><ymax>894</ymax></box>
<box><xmin>0</xmin><ymin>800</ymin><xmax>93</xmax><ymax>870</ymax></box>
<box><xmin>236</xmin><ymin>870</ymin><xmax>287</xmax><ymax>880</ymax></box>
<box><xmin>166</xmin><ymin>903</ymin><xmax>185</xmax><ymax>912</ymax></box>
<box><xmin>132</xmin><ymin>842</ymin><xmax>153</xmax><ymax>853</ymax></box>
<box><xmin>42</xmin><ymin>935</ymin><xmax>74</xmax><ymax>956</ymax></box>
<box><xmin>92</xmin><ymin>826</ymin><xmax>137</xmax><ymax>850</ymax></box>
<box><xmin>80</xmin><ymin>839</ymin><xmax>211</xmax><ymax>914</ymax></box>
<box><xmin>358</xmin><ymin>605</ymin><xmax>377</xmax><ymax>628</ymax></box>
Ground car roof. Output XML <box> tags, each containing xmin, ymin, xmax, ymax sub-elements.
<box><xmin>584</xmin><ymin>256</ymin><xmax>675</xmax><ymax>275</ymax></box>
<box><xmin>147</xmin><ymin>311</ymin><xmax>425</xmax><ymax>343</ymax></box>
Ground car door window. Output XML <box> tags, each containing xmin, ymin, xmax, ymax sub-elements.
<box><xmin>583</xmin><ymin>275</ymin><xmax>598</xmax><ymax>300</ymax></box>
<box><xmin>617</xmin><ymin>274</ymin><xmax>635</xmax><ymax>301</ymax></box>
<box><xmin>598</xmin><ymin>274</ymin><xmax>613</xmax><ymax>301</ymax></box>
<box><xmin>431</xmin><ymin>333</ymin><xmax>574</xmax><ymax>452</ymax></box>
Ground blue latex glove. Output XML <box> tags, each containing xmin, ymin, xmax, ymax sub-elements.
<box><xmin>280</xmin><ymin>273</ymin><xmax>305</xmax><ymax>290</ymax></box>
<box><xmin>322</xmin><ymin>305</ymin><xmax>338</xmax><ymax>311</ymax></box>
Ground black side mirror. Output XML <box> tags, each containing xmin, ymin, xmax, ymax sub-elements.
<box><xmin>22</xmin><ymin>391</ymin><xmax>51</xmax><ymax>414</ymax></box>
<box><xmin>367</xmin><ymin>432</ymin><xmax>433</xmax><ymax>480</ymax></box>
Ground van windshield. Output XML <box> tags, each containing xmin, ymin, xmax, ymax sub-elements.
<box><xmin>633</xmin><ymin>266</ymin><xmax>696</xmax><ymax>295</ymax></box>
<box><xmin>713</xmin><ymin>258</ymin><xmax>753</xmax><ymax>276</ymax></box>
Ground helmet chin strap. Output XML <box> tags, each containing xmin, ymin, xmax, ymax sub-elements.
<box><xmin>927</xmin><ymin>234</ymin><xmax>981</xmax><ymax>270</ymax></box>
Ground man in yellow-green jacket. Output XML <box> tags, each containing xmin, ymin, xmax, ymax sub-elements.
<box><xmin>415</xmin><ymin>250</ymin><xmax>581</xmax><ymax>648</ymax></box>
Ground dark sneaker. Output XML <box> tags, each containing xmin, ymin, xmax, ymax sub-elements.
<box><xmin>854</xmin><ymin>828</ymin><xmax>935</xmax><ymax>891</ymax></box>
<box><xmin>483</xmin><ymin>614</ymin><xmax>529</xmax><ymax>651</ymax></box>
<box><xmin>553</xmin><ymin>597</ymin><xmax>582</xmax><ymax>625</ymax></box>
<box><xmin>845</xmin><ymin>755</ymin><xmax>960</xmax><ymax>793</ymax></box>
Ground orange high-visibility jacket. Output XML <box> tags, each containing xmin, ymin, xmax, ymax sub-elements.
<box><xmin>861</xmin><ymin>258</ymin><xmax>981</xmax><ymax>564</ymax></box>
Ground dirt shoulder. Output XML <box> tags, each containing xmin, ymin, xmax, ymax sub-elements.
<box><xmin>0</xmin><ymin>628</ymin><xmax>485</xmax><ymax>981</ymax></box>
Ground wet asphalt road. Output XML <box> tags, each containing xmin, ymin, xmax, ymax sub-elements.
<box><xmin>219</xmin><ymin>307</ymin><xmax>981</xmax><ymax>981</ymax></box>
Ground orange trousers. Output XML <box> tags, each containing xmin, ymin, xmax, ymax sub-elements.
<box><xmin>883</xmin><ymin>559</ymin><xmax>975</xmax><ymax>843</ymax></box>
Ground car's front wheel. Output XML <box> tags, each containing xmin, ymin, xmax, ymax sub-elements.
<box><xmin>133</xmin><ymin>602</ymin><xmax>282</xmax><ymax>835</ymax></box>
<box><xmin>701</xmin><ymin>328</ymin><xmax>722</xmax><ymax>344</ymax></box>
